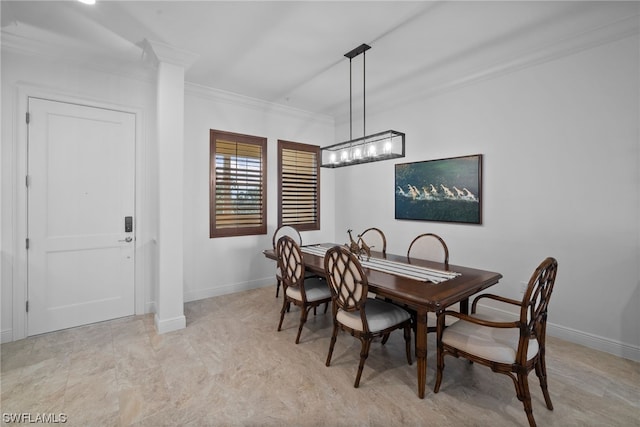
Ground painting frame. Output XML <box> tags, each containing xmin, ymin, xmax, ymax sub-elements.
<box><xmin>395</xmin><ymin>154</ymin><xmax>483</xmax><ymax>224</ymax></box>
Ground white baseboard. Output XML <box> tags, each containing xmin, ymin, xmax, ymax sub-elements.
<box><xmin>183</xmin><ymin>277</ymin><xmax>273</xmax><ymax>303</ymax></box>
<box><xmin>145</xmin><ymin>301</ymin><xmax>156</xmax><ymax>314</ymax></box>
<box><xmin>546</xmin><ymin>322</ymin><xmax>640</xmax><ymax>363</ymax></box>
<box><xmin>1</xmin><ymin>329</ymin><xmax>13</xmax><ymax>344</ymax></box>
<box><xmin>154</xmin><ymin>313</ymin><xmax>186</xmax><ymax>334</ymax></box>
<box><xmin>478</xmin><ymin>304</ymin><xmax>640</xmax><ymax>362</ymax></box>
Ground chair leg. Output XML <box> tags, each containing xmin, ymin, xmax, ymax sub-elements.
<box><xmin>295</xmin><ymin>306</ymin><xmax>311</xmax><ymax>344</ymax></box>
<box><xmin>381</xmin><ymin>332</ymin><xmax>390</xmax><ymax>345</ymax></box>
<box><xmin>535</xmin><ymin>352</ymin><xmax>553</xmax><ymax>410</ymax></box>
<box><xmin>275</xmin><ymin>278</ymin><xmax>281</xmax><ymax>298</ymax></box>
<box><xmin>434</xmin><ymin>345</ymin><xmax>445</xmax><ymax>393</ymax></box>
<box><xmin>277</xmin><ymin>299</ymin><xmax>289</xmax><ymax>331</ymax></box>
<box><xmin>516</xmin><ymin>372</ymin><xmax>537</xmax><ymax>427</ymax></box>
<box><xmin>403</xmin><ymin>324</ymin><xmax>412</xmax><ymax>365</ymax></box>
<box><xmin>354</xmin><ymin>338</ymin><xmax>372</xmax><ymax>388</ymax></box>
<box><xmin>326</xmin><ymin>323</ymin><xmax>339</xmax><ymax>367</ymax></box>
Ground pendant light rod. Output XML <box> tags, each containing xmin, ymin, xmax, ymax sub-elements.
<box><xmin>349</xmin><ymin>56</ymin><xmax>352</xmax><ymax>141</ymax></box>
<box><xmin>363</xmin><ymin>48</ymin><xmax>366</xmax><ymax>140</ymax></box>
<box><xmin>344</xmin><ymin>43</ymin><xmax>370</xmax><ymax>141</ymax></box>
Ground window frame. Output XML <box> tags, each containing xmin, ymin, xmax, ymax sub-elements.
<box><xmin>277</xmin><ymin>139</ymin><xmax>321</xmax><ymax>231</ymax></box>
<box><xmin>210</xmin><ymin>129</ymin><xmax>267</xmax><ymax>238</ymax></box>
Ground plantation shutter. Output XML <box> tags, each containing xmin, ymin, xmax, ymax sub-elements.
<box><xmin>278</xmin><ymin>140</ymin><xmax>320</xmax><ymax>231</ymax></box>
<box><xmin>210</xmin><ymin>130</ymin><xmax>267</xmax><ymax>238</ymax></box>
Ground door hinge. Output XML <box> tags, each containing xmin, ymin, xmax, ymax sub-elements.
<box><xmin>26</xmin><ymin>300</ymin><xmax>29</xmax><ymax>312</ymax></box>
<box><xmin>26</xmin><ymin>112</ymin><xmax>30</xmax><ymax>124</ymax></box>
<box><xmin>26</xmin><ymin>238</ymin><xmax>30</xmax><ymax>250</ymax></box>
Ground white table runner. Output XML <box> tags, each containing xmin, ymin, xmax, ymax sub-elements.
<box><xmin>301</xmin><ymin>244</ymin><xmax>460</xmax><ymax>283</ymax></box>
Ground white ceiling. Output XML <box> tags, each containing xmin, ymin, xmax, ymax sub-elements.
<box><xmin>2</xmin><ymin>1</ymin><xmax>638</xmax><ymax>121</ymax></box>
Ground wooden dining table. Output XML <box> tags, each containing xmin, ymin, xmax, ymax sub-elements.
<box><xmin>263</xmin><ymin>243</ymin><xmax>503</xmax><ymax>399</ymax></box>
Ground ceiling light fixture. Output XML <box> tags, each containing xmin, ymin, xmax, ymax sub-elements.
<box><xmin>321</xmin><ymin>43</ymin><xmax>405</xmax><ymax>168</ymax></box>
<box><xmin>78</xmin><ymin>0</ymin><xmax>96</xmax><ymax>5</ymax></box>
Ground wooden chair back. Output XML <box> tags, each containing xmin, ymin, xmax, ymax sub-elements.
<box><xmin>407</xmin><ymin>233</ymin><xmax>449</xmax><ymax>266</ymax></box>
<box><xmin>520</xmin><ymin>257</ymin><xmax>558</xmax><ymax>360</ymax></box>
<box><xmin>276</xmin><ymin>235</ymin><xmax>305</xmax><ymax>296</ymax></box>
<box><xmin>273</xmin><ymin>226</ymin><xmax>303</xmax><ymax>298</ymax></box>
<box><xmin>324</xmin><ymin>245</ymin><xmax>368</xmax><ymax>315</ymax></box>
<box><xmin>272</xmin><ymin>225</ymin><xmax>301</xmax><ymax>249</ymax></box>
<box><xmin>358</xmin><ymin>227</ymin><xmax>387</xmax><ymax>255</ymax></box>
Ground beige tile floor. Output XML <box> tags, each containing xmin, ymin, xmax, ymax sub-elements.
<box><xmin>1</xmin><ymin>286</ymin><xmax>639</xmax><ymax>426</ymax></box>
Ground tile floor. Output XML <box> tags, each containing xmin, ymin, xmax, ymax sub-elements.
<box><xmin>1</xmin><ymin>286</ymin><xmax>639</xmax><ymax>426</ymax></box>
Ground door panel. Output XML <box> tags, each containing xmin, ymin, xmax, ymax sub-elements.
<box><xmin>28</xmin><ymin>98</ymin><xmax>135</xmax><ymax>335</ymax></box>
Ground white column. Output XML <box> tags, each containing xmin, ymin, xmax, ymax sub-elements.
<box><xmin>144</xmin><ymin>40</ymin><xmax>198</xmax><ymax>334</ymax></box>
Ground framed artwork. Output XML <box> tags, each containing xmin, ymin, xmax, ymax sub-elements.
<box><xmin>395</xmin><ymin>154</ymin><xmax>482</xmax><ymax>224</ymax></box>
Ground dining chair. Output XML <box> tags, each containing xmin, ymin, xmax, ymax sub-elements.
<box><xmin>272</xmin><ymin>225</ymin><xmax>302</xmax><ymax>298</ymax></box>
<box><xmin>276</xmin><ymin>235</ymin><xmax>332</xmax><ymax>344</ymax></box>
<box><xmin>358</xmin><ymin>227</ymin><xmax>387</xmax><ymax>298</ymax></box>
<box><xmin>407</xmin><ymin>233</ymin><xmax>449</xmax><ymax>267</ymax></box>
<box><xmin>406</xmin><ymin>233</ymin><xmax>453</xmax><ymax>334</ymax></box>
<box><xmin>358</xmin><ymin>227</ymin><xmax>387</xmax><ymax>256</ymax></box>
<box><xmin>324</xmin><ymin>245</ymin><xmax>412</xmax><ymax>388</ymax></box>
<box><xmin>434</xmin><ymin>257</ymin><xmax>559</xmax><ymax>427</ymax></box>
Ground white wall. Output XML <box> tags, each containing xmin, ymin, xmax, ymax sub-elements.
<box><xmin>0</xmin><ymin>49</ymin><xmax>336</xmax><ymax>340</ymax></box>
<box><xmin>0</xmin><ymin>49</ymin><xmax>158</xmax><ymax>340</ymax></box>
<box><xmin>182</xmin><ymin>86</ymin><xmax>336</xmax><ymax>302</ymax></box>
<box><xmin>333</xmin><ymin>36</ymin><xmax>640</xmax><ymax>360</ymax></box>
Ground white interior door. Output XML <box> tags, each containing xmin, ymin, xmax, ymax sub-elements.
<box><xmin>27</xmin><ymin>97</ymin><xmax>135</xmax><ymax>336</ymax></box>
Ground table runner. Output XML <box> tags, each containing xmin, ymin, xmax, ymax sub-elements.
<box><xmin>301</xmin><ymin>244</ymin><xmax>460</xmax><ymax>284</ymax></box>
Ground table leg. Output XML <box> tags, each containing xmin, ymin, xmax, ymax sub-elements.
<box><xmin>460</xmin><ymin>298</ymin><xmax>469</xmax><ymax>315</ymax></box>
<box><xmin>415</xmin><ymin>309</ymin><xmax>428</xmax><ymax>399</ymax></box>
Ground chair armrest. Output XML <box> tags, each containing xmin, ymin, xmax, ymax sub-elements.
<box><xmin>439</xmin><ymin>310</ymin><xmax>519</xmax><ymax>329</ymax></box>
<box><xmin>471</xmin><ymin>293</ymin><xmax>521</xmax><ymax>314</ymax></box>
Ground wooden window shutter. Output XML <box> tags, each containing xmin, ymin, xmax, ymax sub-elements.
<box><xmin>210</xmin><ymin>130</ymin><xmax>267</xmax><ymax>238</ymax></box>
<box><xmin>278</xmin><ymin>140</ymin><xmax>320</xmax><ymax>231</ymax></box>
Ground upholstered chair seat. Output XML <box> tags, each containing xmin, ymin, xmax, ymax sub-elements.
<box><xmin>441</xmin><ymin>312</ymin><xmax>539</xmax><ymax>364</ymax></box>
<box><xmin>286</xmin><ymin>277</ymin><xmax>332</xmax><ymax>303</ymax></box>
<box><xmin>336</xmin><ymin>299</ymin><xmax>411</xmax><ymax>333</ymax></box>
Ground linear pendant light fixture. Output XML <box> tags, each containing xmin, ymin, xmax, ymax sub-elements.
<box><xmin>321</xmin><ymin>43</ymin><xmax>405</xmax><ymax>168</ymax></box>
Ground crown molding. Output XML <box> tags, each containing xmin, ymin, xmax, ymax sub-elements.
<box><xmin>1</xmin><ymin>31</ymin><xmax>43</xmax><ymax>56</ymax></box>
<box><xmin>185</xmin><ymin>82</ymin><xmax>334</xmax><ymax>125</ymax></box>
<box><xmin>140</xmin><ymin>39</ymin><xmax>199</xmax><ymax>69</ymax></box>
<box><xmin>438</xmin><ymin>14</ymin><xmax>640</xmax><ymax>94</ymax></box>
<box><xmin>1</xmin><ymin>31</ymin><xmax>155</xmax><ymax>84</ymax></box>
<box><xmin>354</xmin><ymin>13</ymin><xmax>640</xmax><ymax>123</ymax></box>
